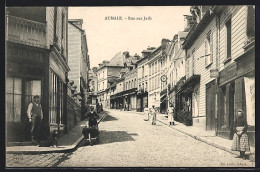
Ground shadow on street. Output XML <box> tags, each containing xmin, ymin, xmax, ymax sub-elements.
<box><xmin>98</xmin><ymin>130</ymin><xmax>136</xmax><ymax>145</ymax></box>
<box><xmin>101</xmin><ymin>113</ymin><xmax>118</xmax><ymax>122</ymax></box>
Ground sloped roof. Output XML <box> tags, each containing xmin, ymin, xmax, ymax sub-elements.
<box><xmin>120</xmin><ymin>68</ymin><xmax>129</xmax><ymax>73</ymax></box>
<box><xmin>88</xmin><ymin>70</ymin><xmax>97</xmax><ymax>78</ymax></box>
<box><xmin>107</xmin><ymin>52</ymin><xmax>124</xmax><ymax>67</ymax></box>
<box><xmin>110</xmin><ymin>81</ymin><xmax>118</xmax><ymax>88</ymax></box>
<box><xmin>131</xmin><ymin>60</ymin><xmax>138</xmax><ymax>64</ymax></box>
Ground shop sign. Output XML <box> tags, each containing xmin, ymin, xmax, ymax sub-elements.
<box><xmin>244</xmin><ymin>77</ymin><xmax>255</xmax><ymax>126</ymax></box>
<box><xmin>219</xmin><ymin>62</ymin><xmax>237</xmax><ymax>86</ymax></box>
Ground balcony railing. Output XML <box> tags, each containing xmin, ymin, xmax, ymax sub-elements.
<box><xmin>6</xmin><ymin>15</ymin><xmax>47</xmax><ymax>48</ymax></box>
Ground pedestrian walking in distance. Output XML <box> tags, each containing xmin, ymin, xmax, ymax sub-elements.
<box><xmin>151</xmin><ymin>105</ymin><xmax>157</xmax><ymax>125</ymax></box>
<box><xmin>231</xmin><ymin>109</ymin><xmax>250</xmax><ymax>160</ymax></box>
<box><xmin>168</xmin><ymin>104</ymin><xmax>175</xmax><ymax>126</ymax></box>
<box><xmin>143</xmin><ymin>105</ymin><xmax>149</xmax><ymax>121</ymax></box>
<box><xmin>27</xmin><ymin>95</ymin><xmax>43</xmax><ymax>143</ymax></box>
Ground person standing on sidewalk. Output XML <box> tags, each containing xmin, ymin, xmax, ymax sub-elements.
<box><xmin>231</xmin><ymin>109</ymin><xmax>250</xmax><ymax>160</ymax></box>
<box><xmin>151</xmin><ymin>105</ymin><xmax>157</xmax><ymax>125</ymax></box>
<box><xmin>27</xmin><ymin>95</ymin><xmax>43</xmax><ymax>143</ymax></box>
<box><xmin>143</xmin><ymin>105</ymin><xmax>149</xmax><ymax>121</ymax></box>
<box><xmin>168</xmin><ymin>104</ymin><xmax>175</xmax><ymax>126</ymax></box>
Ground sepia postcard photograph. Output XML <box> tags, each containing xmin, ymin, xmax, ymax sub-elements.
<box><xmin>5</xmin><ymin>4</ymin><xmax>256</xmax><ymax>168</ymax></box>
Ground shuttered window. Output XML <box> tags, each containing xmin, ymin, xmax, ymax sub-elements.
<box><xmin>205</xmin><ymin>31</ymin><xmax>213</xmax><ymax>67</ymax></box>
<box><xmin>226</xmin><ymin>19</ymin><xmax>232</xmax><ymax>59</ymax></box>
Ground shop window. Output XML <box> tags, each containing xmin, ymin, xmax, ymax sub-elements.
<box><xmin>6</xmin><ymin>77</ymin><xmax>22</xmax><ymax>122</ymax></box>
<box><xmin>49</xmin><ymin>70</ymin><xmax>64</xmax><ymax>124</ymax></box>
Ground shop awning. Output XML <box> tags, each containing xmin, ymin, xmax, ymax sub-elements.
<box><xmin>181</xmin><ymin>75</ymin><xmax>200</xmax><ymax>93</ymax></box>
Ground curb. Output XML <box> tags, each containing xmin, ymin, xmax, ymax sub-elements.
<box><xmin>6</xmin><ymin>112</ymin><xmax>108</xmax><ymax>155</ymax></box>
<box><xmin>156</xmin><ymin>118</ymin><xmax>239</xmax><ymax>156</ymax></box>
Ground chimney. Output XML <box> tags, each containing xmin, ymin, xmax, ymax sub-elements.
<box><xmin>123</xmin><ymin>51</ymin><xmax>130</xmax><ymax>58</ymax></box>
<box><xmin>161</xmin><ymin>38</ymin><xmax>170</xmax><ymax>50</ymax></box>
<box><xmin>92</xmin><ymin>67</ymin><xmax>98</xmax><ymax>74</ymax></box>
<box><xmin>183</xmin><ymin>15</ymin><xmax>196</xmax><ymax>32</ymax></box>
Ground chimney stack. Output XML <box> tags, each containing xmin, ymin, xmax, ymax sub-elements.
<box><xmin>123</xmin><ymin>51</ymin><xmax>130</xmax><ymax>58</ymax></box>
<box><xmin>183</xmin><ymin>15</ymin><xmax>196</xmax><ymax>32</ymax></box>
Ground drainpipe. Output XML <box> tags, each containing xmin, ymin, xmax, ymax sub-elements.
<box><xmin>215</xmin><ymin>10</ymin><xmax>221</xmax><ymax>136</ymax></box>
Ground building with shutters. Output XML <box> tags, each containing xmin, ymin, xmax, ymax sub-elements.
<box><xmin>180</xmin><ymin>6</ymin><xmax>254</xmax><ymax>146</ymax></box>
<box><xmin>147</xmin><ymin>39</ymin><xmax>170</xmax><ymax>111</ymax></box>
<box><xmin>96</xmin><ymin>52</ymin><xmax>125</xmax><ymax>108</ymax></box>
<box><xmin>68</xmin><ymin>19</ymin><xmax>90</xmax><ymax>120</ymax></box>
<box><xmin>136</xmin><ymin>47</ymin><xmax>155</xmax><ymax>112</ymax></box>
<box><xmin>87</xmin><ymin>67</ymin><xmax>98</xmax><ymax>106</ymax></box>
<box><xmin>216</xmin><ymin>6</ymin><xmax>255</xmax><ymax>145</ymax></box>
<box><xmin>6</xmin><ymin>7</ymin><xmax>70</xmax><ymax>142</ymax></box>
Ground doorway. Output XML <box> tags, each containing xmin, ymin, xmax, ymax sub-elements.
<box><xmin>206</xmin><ymin>81</ymin><xmax>215</xmax><ymax>131</ymax></box>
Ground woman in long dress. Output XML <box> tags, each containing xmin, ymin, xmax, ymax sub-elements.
<box><xmin>231</xmin><ymin>109</ymin><xmax>250</xmax><ymax>160</ymax></box>
<box><xmin>143</xmin><ymin>105</ymin><xmax>149</xmax><ymax>121</ymax></box>
<box><xmin>168</xmin><ymin>105</ymin><xmax>175</xmax><ymax>125</ymax></box>
<box><xmin>151</xmin><ymin>105</ymin><xmax>157</xmax><ymax>125</ymax></box>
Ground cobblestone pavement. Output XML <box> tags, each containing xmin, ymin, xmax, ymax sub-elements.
<box><xmin>6</xmin><ymin>152</ymin><xmax>70</xmax><ymax>167</ymax></box>
<box><xmin>57</xmin><ymin>110</ymin><xmax>255</xmax><ymax>167</ymax></box>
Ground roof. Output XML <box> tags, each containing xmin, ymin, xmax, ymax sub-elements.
<box><xmin>88</xmin><ymin>70</ymin><xmax>97</xmax><ymax>78</ymax></box>
<box><xmin>68</xmin><ymin>21</ymin><xmax>85</xmax><ymax>32</ymax></box>
<box><xmin>131</xmin><ymin>60</ymin><xmax>138</xmax><ymax>65</ymax></box>
<box><xmin>120</xmin><ymin>68</ymin><xmax>129</xmax><ymax>73</ymax></box>
<box><xmin>107</xmin><ymin>52</ymin><xmax>124</xmax><ymax>67</ymax></box>
<box><xmin>110</xmin><ymin>81</ymin><xmax>118</xmax><ymax>88</ymax></box>
<box><xmin>182</xmin><ymin>6</ymin><xmax>221</xmax><ymax>49</ymax></box>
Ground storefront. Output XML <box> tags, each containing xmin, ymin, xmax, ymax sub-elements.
<box><xmin>6</xmin><ymin>42</ymin><xmax>69</xmax><ymax>143</ymax></box>
<box><xmin>175</xmin><ymin>75</ymin><xmax>200</xmax><ymax>126</ymax></box>
<box><xmin>6</xmin><ymin>42</ymin><xmax>50</xmax><ymax>142</ymax></box>
<box><xmin>217</xmin><ymin>42</ymin><xmax>255</xmax><ymax>145</ymax></box>
<box><xmin>160</xmin><ymin>88</ymin><xmax>167</xmax><ymax>114</ymax></box>
<box><xmin>136</xmin><ymin>89</ymin><xmax>148</xmax><ymax>112</ymax></box>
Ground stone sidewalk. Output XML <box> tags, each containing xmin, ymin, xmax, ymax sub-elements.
<box><xmin>6</xmin><ymin>111</ymin><xmax>108</xmax><ymax>154</ymax></box>
<box><xmin>131</xmin><ymin>110</ymin><xmax>255</xmax><ymax>161</ymax></box>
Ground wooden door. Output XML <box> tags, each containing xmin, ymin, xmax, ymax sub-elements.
<box><xmin>206</xmin><ymin>81</ymin><xmax>216</xmax><ymax>130</ymax></box>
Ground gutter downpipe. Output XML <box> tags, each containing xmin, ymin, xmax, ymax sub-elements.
<box><xmin>215</xmin><ymin>7</ymin><xmax>221</xmax><ymax>136</ymax></box>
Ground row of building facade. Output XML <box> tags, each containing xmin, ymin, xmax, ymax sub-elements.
<box><xmin>6</xmin><ymin>7</ymin><xmax>91</xmax><ymax>143</ymax></box>
<box><xmin>95</xmin><ymin>5</ymin><xmax>255</xmax><ymax>144</ymax></box>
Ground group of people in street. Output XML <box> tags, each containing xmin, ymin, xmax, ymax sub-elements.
<box><xmin>143</xmin><ymin>104</ymin><xmax>175</xmax><ymax>126</ymax></box>
<box><xmin>26</xmin><ymin>95</ymin><xmax>251</xmax><ymax>159</ymax></box>
<box><xmin>143</xmin><ymin>105</ymin><xmax>157</xmax><ymax>125</ymax></box>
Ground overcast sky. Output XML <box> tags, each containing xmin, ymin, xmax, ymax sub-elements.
<box><xmin>68</xmin><ymin>6</ymin><xmax>191</xmax><ymax>68</ymax></box>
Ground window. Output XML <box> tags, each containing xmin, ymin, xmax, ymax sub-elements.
<box><xmin>226</xmin><ymin>18</ymin><xmax>231</xmax><ymax>59</ymax></box>
<box><xmin>142</xmin><ymin>66</ymin><xmax>144</xmax><ymax>78</ymax></box>
<box><xmin>152</xmin><ymin>63</ymin><xmax>154</xmax><ymax>75</ymax></box>
<box><xmin>103</xmin><ymin>82</ymin><xmax>104</xmax><ymax>90</ymax></box>
<box><xmin>192</xmin><ymin>49</ymin><xmax>195</xmax><ymax>74</ymax></box>
<box><xmin>205</xmin><ymin>31</ymin><xmax>213</xmax><ymax>67</ymax></box>
<box><xmin>49</xmin><ymin>70</ymin><xmax>63</xmax><ymax>124</ymax></box>
<box><xmin>92</xmin><ymin>81</ymin><xmax>94</xmax><ymax>85</ymax></box>
<box><xmin>149</xmin><ymin>65</ymin><xmax>151</xmax><ymax>76</ymax></box>
<box><xmin>6</xmin><ymin>77</ymin><xmax>22</xmax><ymax>122</ymax></box>
<box><xmin>155</xmin><ymin>62</ymin><xmax>157</xmax><ymax>73</ymax></box>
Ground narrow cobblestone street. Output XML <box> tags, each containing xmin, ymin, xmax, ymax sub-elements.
<box><xmin>56</xmin><ymin>110</ymin><xmax>254</xmax><ymax>167</ymax></box>
<box><xmin>6</xmin><ymin>109</ymin><xmax>254</xmax><ymax>167</ymax></box>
